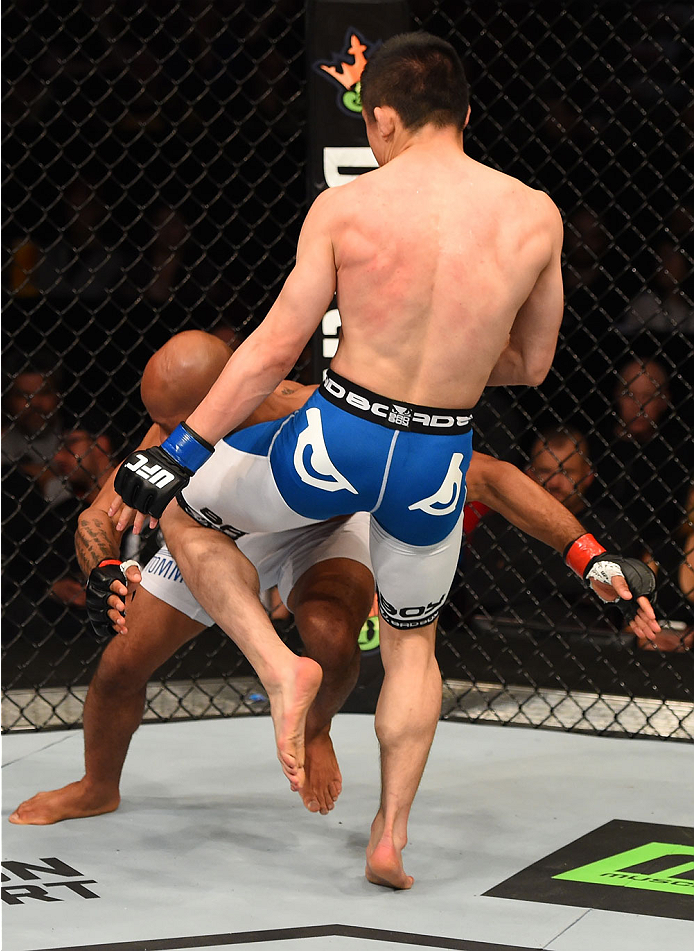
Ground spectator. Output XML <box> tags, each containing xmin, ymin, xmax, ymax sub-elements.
<box><xmin>131</xmin><ymin>204</ymin><xmax>228</xmax><ymax>313</ymax></box>
<box><xmin>470</xmin><ymin>388</ymin><xmax>526</xmax><ymax>468</ymax></box>
<box><xmin>2</xmin><ymin>357</ymin><xmax>64</xmax><ymax>497</ymax></box>
<box><xmin>2</xmin><ymin>428</ymin><xmax>113</xmax><ymax>645</ymax></box>
<box><xmin>618</xmin><ymin>239</ymin><xmax>694</xmax><ymax>337</ymax></box>
<box><xmin>563</xmin><ymin>208</ymin><xmax>610</xmax><ymax>307</ymax></box>
<box><xmin>530</xmin><ymin>207</ymin><xmax>621</xmax><ymax>428</ymax></box>
<box><xmin>464</xmin><ymin>425</ymin><xmax>635</xmax><ymax>632</ymax></box>
<box><xmin>595</xmin><ymin>356</ymin><xmax>689</xmax><ymax>549</ymax></box>
<box><xmin>51</xmin><ymin>428</ymin><xmax>113</xmax><ymax>502</ymax></box>
<box><xmin>33</xmin><ymin>178</ymin><xmax>126</xmax><ymax>301</ymax></box>
<box><xmin>142</xmin><ymin>206</ymin><xmax>191</xmax><ymax>304</ymax></box>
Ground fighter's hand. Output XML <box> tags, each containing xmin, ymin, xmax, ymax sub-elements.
<box><xmin>109</xmin><ymin>498</ymin><xmax>159</xmax><ymax>536</ymax></box>
<box><xmin>86</xmin><ymin>559</ymin><xmax>142</xmax><ymax>638</ymax></box>
<box><xmin>110</xmin><ymin>423</ymin><xmax>214</xmax><ymax>534</ymax></box>
<box><xmin>565</xmin><ymin>534</ymin><xmax>659</xmax><ymax>643</ymax></box>
<box><xmin>112</xmin><ymin>446</ymin><xmax>190</xmax><ymax>528</ymax></box>
<box><xmin>107</xmin><ymin>498</ymin><xmax>152</xmax><ymax>537</ymax></box>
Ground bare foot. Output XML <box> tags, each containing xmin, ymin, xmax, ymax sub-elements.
<box><xmin>268</xmin><ymin>656</ymin><xmax>323</xmax><ymax>792</ymax></box>
<box><xmin>9</xmin><ymin>781</ymin><xmax>120</xmax><ymax>825</ymax></box>
<box><xmin>302</xmin><ymin>730</ymin><xmax>342</xmax><ymax>815</ymax></box>
<box><xmin>365</xmin><ymin>838</ymin><xmax>414</xmax><ymax>890</ymax></box>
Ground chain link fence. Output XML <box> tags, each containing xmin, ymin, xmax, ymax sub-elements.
<box><xmin>3</xmin><ymin>2</ymin><xmax>693</xmax><ymax>738</ymax></box>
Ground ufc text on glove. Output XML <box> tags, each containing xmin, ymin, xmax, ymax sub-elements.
<box><xmin>114</xmin><ymin>423</ymin><xmax>214</xmax><ymax>519</ymax></box>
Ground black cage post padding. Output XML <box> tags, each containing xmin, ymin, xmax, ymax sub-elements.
<box><xmin>2</xmin><ymin>1</ymin><xmax>693</xmax><ymax>737</ymax></box>
<box><xmin>307</xmin><ymin>0</ymin><xmax>409</xmax><ymax>380</ymax></box>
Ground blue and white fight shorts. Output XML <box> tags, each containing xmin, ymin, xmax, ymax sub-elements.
<box><xmin>179</xmin><ymin>370</ymin><xmax>473</xmax><ymax>629</ymax></box>
<box><xmin>141</xmin><ymin>514</ymin><xmax>372</xmax><ymax>627</ymax></box>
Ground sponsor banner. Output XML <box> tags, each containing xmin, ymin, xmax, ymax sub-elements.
<box><xmin>306</xmin><ymin>0</ymin><xmax>409</xmax><ymax>381</ymax></box>
<box><xmin>484</xmin><ymin>819</ymin><xmax>694</xmax><ymax>921</ymax></box>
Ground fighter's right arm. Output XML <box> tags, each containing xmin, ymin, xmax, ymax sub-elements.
<box><xmin>466</xmin><ymin>452</ymin><xmax>659</xmax><ymax>640</ymax></box>
<box><xmin>467</xmin><ymin>452</ymin><xmax>584</xmax><ymax>554</ymax></box>
<box><xmin>487</xmin><ymin>194</ymin><xmax>564</xmax><ymax>387</ymax></box>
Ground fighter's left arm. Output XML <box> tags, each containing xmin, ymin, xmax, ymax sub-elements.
<box><xmin>466</xmin><ymin>452</ymin><xmax>660</xmax><ymax>640</ymax></box>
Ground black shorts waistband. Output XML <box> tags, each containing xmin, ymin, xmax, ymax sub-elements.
<box><xmin>319</xmin><ymin>371</ymin><xmax>473</xmax><ymax>435</ymax></box>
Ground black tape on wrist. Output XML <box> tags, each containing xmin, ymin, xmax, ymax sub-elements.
<box><xmin>180</xmin><ymin>422</ymin><xmax>215</xmax><ymax>454</ymax></box>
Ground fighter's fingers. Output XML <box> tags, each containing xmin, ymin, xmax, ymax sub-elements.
<box><xmin>114</xmin><ymin>505</ymin><xmax>137</xmax><ymax>532</ymax></box>
<box><xmin>628</xmin><ymin>612</ymin><xmax>650</xmax><ymax>640</ymax></box>
<box><xmin>628</xmin><ymin>600</ymin><xmax>660</xmax><ymax>641</ymax></box>
<box><xmin>107</xmin><ymin>593</ymin><xmax>126</xmax><ymax>614</ymax></box>
<box><xmin>108</xmin><ymin>495</ymin><xmax>123</xmax><ymax>519</ymax></box>
<box><xmin>108</xmin><ymin>580</ymin><xmax>128</xmax><ymax>598</ymax></box>
<box><xmin>131</xmin><ymin>510</ymin><xmax>155</xmax><ymax>536</ymax></box>
<box><xmin>115</xmin><ymin>504</ymin><xmax>134</xmax><ymax>532</ymax></box>
<box><xmin>636</xmin><ymin>595</ymin><xmax>657</xmax><ymax>622</ymax></box>
<box><xmin>123</xmin><ymin>564</ymin><xmax>142</xmax><ymax>584</ymax></box>
<box><xmin>107</xmin><ymin>607</ymin><xmax>127</xmax><ymax>630</ymax></box>
<box><xmin>608</xmin><ymin>573</ymin><xmax>632</xmax><ymax>600</ymax></box>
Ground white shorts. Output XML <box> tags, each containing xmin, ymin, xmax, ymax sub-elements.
<box><xmin>140</xmin><ymin>513</ymin><xmax>372</xmax><ymax>626</ymax></box>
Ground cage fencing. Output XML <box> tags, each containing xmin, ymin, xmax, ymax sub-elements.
<box><xmin>2</xmin><ymin>1</ymin><xmax>693</xmax><ymax>738</ymax></box>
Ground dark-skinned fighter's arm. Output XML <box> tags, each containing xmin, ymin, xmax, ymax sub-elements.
<box><xmin>465</xmin><ymin>454</ymin><xmax>659</xmax><ymax>641</ymax></box>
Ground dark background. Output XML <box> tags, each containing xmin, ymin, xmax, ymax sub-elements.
<box><xmin>2</xmin><ymin>1</ymin><xmax>693</xmax><ymax>734</ymax></box>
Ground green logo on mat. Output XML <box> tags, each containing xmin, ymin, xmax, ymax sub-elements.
<box><xmin>358</xmin><ymin>615</ymin><xmax>379</xmax><ymax>651</ymax></box>
<box><xmin>555</xmin><ymin>841</ymin><xmax>694</xmax><ymax>896</ymax></box>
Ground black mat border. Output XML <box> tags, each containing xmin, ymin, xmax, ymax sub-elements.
<box><xmin>27</xmin><ymin>923</ymin><xmax>543</xmax><ymax>951</ymax></box>
<box><xmin>484</xmin><ymin>819</ymin><xmax>694</xmax><ymax>921</ymax></box>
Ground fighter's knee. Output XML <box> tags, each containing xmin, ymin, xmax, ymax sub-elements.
<box><xmin>297</xmin><ymin>598</ymin><xmax>361</xmax><ymax>666</ymax></box>
<box><xmin>92</xmin><ymin>649</ymin><xmax>150</xmax><ymax>696</ymax></box>
<box><xmin>165</xmin><ymin>525</ymin><xmax>206</xmax><ymax>566</ymax></box>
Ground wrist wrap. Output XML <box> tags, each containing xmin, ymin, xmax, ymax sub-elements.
<box><xmin>97</xmin><ymin>558</ymin><xmax>140</xmax><ymax>577</ymax></box>
<box><xmin>564</xmin><ymin>533</ymin><xmax>606</xmax><ymax>578</ymax></box>
<box><xmin>161</xmin><ymin>423</ymin><xmax>214</xmax><ymax>474</ymax></box>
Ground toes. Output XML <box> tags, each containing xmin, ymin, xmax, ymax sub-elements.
<box><xmin>328</xmin><ymin>781</ymin><xmax>341</xmax><ymax>801</ymax></box>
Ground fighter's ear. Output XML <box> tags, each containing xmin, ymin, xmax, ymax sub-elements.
<box><xmin>374</xmin><ymin>105</ymin><xmax>396</xmax><ymax>138</ymax></box>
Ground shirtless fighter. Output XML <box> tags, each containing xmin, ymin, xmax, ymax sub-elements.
<box><xmin>111</xmin><ymin>35</ymin><xmax>650</xmax><ymax>887</ymax></box>
<box><xmin>10</xmin><ymin>333</ymin><xmax>658</xmax><ymax>829</ymax></box>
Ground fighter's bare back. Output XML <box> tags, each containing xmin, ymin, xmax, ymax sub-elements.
<box><xmin>321</xmin><ymin>131</ymin><xmax>564</xmax><ymax>408</ymax></box>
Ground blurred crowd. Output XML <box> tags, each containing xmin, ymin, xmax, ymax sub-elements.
<box><xmin>2</xmin><ymin>1</ymin><xmax>693</xmax><ymax>678</ymax></box>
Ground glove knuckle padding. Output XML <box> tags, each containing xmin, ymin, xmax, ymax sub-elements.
<box><xmin>587</xmin><ymin>553</ymin><xmax>656</xmax><ymax>621</ymax></box>
<box><xmin>115</xmin><ymin>446</ymin><xmax>189</xmax><ymax>516</ymax></box>
<box><xmin>618</xmin><ymin>557</ymin><xmax>656</xmax><ymax>598</ymax></box>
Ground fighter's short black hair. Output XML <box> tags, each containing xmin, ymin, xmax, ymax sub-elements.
<box><xmin>360</xmin><ymin>32</ymin><xmax>469</xmax><ymax>133</ymax></box>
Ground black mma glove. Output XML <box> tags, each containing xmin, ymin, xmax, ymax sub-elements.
<box><xmin>114</xmin><ymin>423</ymin><xmax>214</xmax><ymax>519</ymax></box>
<box><xmin>86</xmin><ymin>558</ymin><xmax>141</xmax><ymax>638</ymax></box>
<box><xmin>564</xmin><ymin>533</ymin><xmax>656</xmax><ymax>621</ymax></box>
